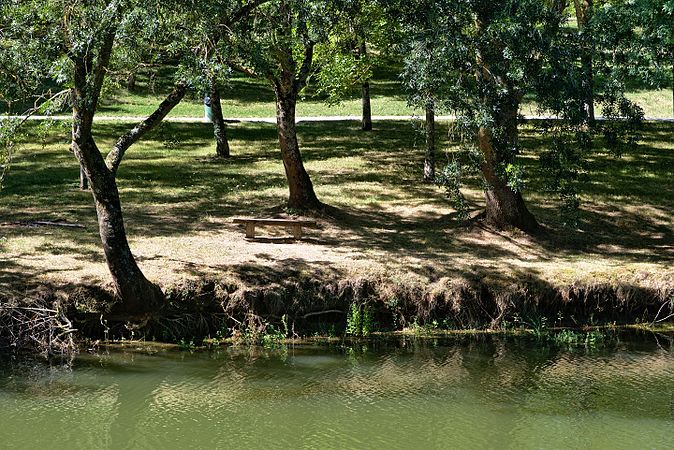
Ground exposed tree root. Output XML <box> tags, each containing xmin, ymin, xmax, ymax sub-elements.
<box><xmin>2</xmin><ymin>272</ymin><xmax>672</xmax><ymax>353</ymax></box>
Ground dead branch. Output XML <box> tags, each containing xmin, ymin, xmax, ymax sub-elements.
<box><xmin>0</xmin><ymin>292</ymin><xmax>77</xmax><ymax>355</ymax></box>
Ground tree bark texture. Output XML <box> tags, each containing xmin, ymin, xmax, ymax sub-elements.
<box><xmin>274</xmin><ymin>87</ymin><xmax>321</xmax><ymax>210</ymax></box>
<box><xmin>71</xmin><ymin>132</ymin><xmax>163</xmax><ymax>316</ymax></box>
<box><xmin>358</xmin><ymin>41</ymin><xmax>373</xmax><ymax>131</ymax></box>
<box><xmin>477</xmin><ymin>106</ymin><xmax>539</xmax><ymax>232</ymax></box>
<box><xmin>424</xmin><ymin>100</ymin><xmax>436</xmax><ymax>182</ymax></box>
<box><xmin>209</xmin><ymin>81</ymin><xmax>231</xmax><ymax>158</ymax></box>
<box><xmin>79</xmin><ymin>164</ymin><xmax>88</xmax><ymax>190</ymax></box>
<box><xmin>574</xmin><ymin>0</ymin><xmax>595</xmax><ymax>124</ymax></box>
<box><xmin>362</xmin><ymin>81</ymin><xmax>372</xmax><ymax>131</ymax></box>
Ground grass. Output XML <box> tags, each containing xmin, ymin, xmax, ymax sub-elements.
<box><xmin>0</xmin><ymin>120</ymin><xmax>672</xmax><ymax>301</ymax></box>
<box><xmin>4</xmin><ymin>61</ymin><xmax>671</xmax><ymax>119</ymax></box>
<box><xmin>99</xmin><ymin>63</ymin><xmax>417</xmax><ymax>119</ymax></box>
<box><xmin>102</xmin><ymin>69</ymin><xmax>673</xmax><ymax>119</ymax></box>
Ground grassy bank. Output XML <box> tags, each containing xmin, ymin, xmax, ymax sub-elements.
<box><xmin>0</xmin><ymin>120</ymin><xmax>672</xmax><ymax>350</ymax></box>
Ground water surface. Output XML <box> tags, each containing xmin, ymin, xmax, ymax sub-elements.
<box><xmin>1</xmin><ymin>335</ymin><xmax>673</xmax><ymax>449</ymax></box>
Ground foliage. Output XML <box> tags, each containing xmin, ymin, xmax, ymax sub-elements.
<box><xmin>313</xmin><ymin>52</ymin><xmax>371</xmax><ymax>105</ymax></box>
<box><xmin>434</xmin><ymin>160</ymin><xmax>470</xmax><ymax>220</ymax></box>
<box><xmin>550</xmin><ymin>329</ymin><xmax>609</xmax><ymax>347</ymax></box>
<box><xmin>227</xmin><ymin>0</ymin><xmax>341</xmax><ymax>81</ymax></box>
<box><xmin>593</xmin><ymin>0</ymin><xmax>674</xmax><ymax>97</ymax></box>
<box><xmin>393</xmin><ymin>0</ymin><xmax>461</xmax><ymax>111</ymax></box>
<box><xmin>311</xmin><ymin>0</ymin><xmax>387</xmax><ymax>105</ymax></box>
<box><xmin>231</xmin><ymin>314</ymin><xmax>289</xmax><ymax>347</ymax></box>
<box><xmin>346</xmin><ymin>303</ymin><xmax>374</xmax><ymax>336</ymax></box>
<box><xmin>178</xmin><ymin>338</ymin><xmax>197</xmax><ymax>351</ymax></box>
<box><xmin>539</xmin><ymin>131</ymin><xmax>586</xmax><ymax>226</ymax></box>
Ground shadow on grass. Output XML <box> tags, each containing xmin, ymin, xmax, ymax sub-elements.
<box><xmin>1</xmin><ymin>120</ymin><xmax>672</xmax><ymax>286</ymax></box>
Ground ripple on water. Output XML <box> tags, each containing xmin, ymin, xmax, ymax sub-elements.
<box><xmin>0</xmin><ymin>337</ymin><xmax>673</xmax><ymax>449</ymax></box>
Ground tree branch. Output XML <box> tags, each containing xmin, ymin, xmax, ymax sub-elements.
<box><xmin>295</xmin><ymin>40</ymin><xmax>315</xmax><ymax>92</ymax></box>
<box><xmin>90</xmin><ymin>26</ymin><xmax>117</xmax><ymax>114</ymax></box>
<box><xmin>105</xmin><ymin>81</ymin><xmax>187</xmax><ymax>174</ymax></box>
<box><xmin>228</xmin><ymin>61</ymin><xmax>259</xmax><ymax>78</ymax></box>
<box><xmin>229</xmin><ymin>0</ymin><xmax>270</xmax><ymax>25</ymax></box>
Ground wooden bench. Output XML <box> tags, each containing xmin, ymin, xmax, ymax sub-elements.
<box><xmin>232</xmin><ymin>218</ymin><xmax>317</xmax><ymax>240</ymax></box>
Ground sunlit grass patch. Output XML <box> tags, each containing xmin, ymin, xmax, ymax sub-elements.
<box><xmin>0</xmin><ymin>120</ymin><xmax>672</xmax><ymax>296</ymax></box>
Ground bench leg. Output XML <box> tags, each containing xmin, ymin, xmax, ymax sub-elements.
<box><xmin>245</xmin><ymin>223</ymin><xmax>255</xmax><ymax>238</ymax></box>
<box><xmin>292</xmin><ymin>225</ymin><xmax>302</xmax><ymax>240</ymax></box>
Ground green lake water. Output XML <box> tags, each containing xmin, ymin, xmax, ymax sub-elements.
<box><xmin>0</xmin><ymin>335</ymin><xmax>673</xmax><ymax>449</ymax></box>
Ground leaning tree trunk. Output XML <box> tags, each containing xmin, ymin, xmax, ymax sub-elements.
<box><xmin>424</xmin><ymin>99</ymin><xmax>436</xmax><ymax>182</ymax></box>
<box><xmin>72</xmin><ymin>135</ymin><xmax>164</xmax><ymax>316</ymax></box>
<box><xmin>478</xmin><ymin>105</ymin><xmax>539</xmax><ymax>232</ymax></box>
<box><xmin>209</xmin><ymin>80</ymin><xmax>230</xmax><ymax>158</ymax></box>
<box><xmin>358</xmin><ymin>41</ymin><xmax>372</xmax><ymax>131</ymax></box>
<box><xmin>275</xmin><ymin>90</ymin><xmax>321</xmax><ymax>210</ymax></box>
<box><xmin>91</xmin><ymin>172</ymin><xmax>163</xmax><ymax>315</ymax></box>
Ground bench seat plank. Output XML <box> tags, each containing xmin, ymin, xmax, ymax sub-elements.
<box><xmin>232</xmin><ymin>218</ymin><xmax>317</xmax><ymax>227</ymax></box>
<box><xmin>232</xmin><ymin>217</ymin><xmax>317</xmax><ymax>240</ymax></box>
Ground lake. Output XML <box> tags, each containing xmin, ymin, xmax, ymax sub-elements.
<box><xmin>1</xmin><ymin>334</ymin><xmax>672</xmax><ymax>449</ymax></box>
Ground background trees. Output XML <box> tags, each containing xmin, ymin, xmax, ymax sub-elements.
<box><xmin>227</xmin><ymin>0</ymin><xmax>344</xmax><ymax>210</ymax></box>
<box><xmin>631</xmin><ymin>0</ymin><xmax>674</xmax><ymax>115</ymax></box>
<box><xmin>392</xmin><ymin>0</ymin><xmax>649</xmax><ymax>231</ymax></box>
<box><xmin>319</xmin><ymin>0</ymin><xmax>389</xmax><ymax>131</ymax></box>
<box><xmin>393</xmin><ymin>0</ymin><xmax>458</xmax><ymax>182</ymax></box>
<box><xmin>191</xmin><ymin>0</ymin><xmax>271</xmax><ymax>158</ymax></box>
<box><xmin>393</xmin><ymin>0</ymin><xmax>567</xmax><ymax>231</ymax></box>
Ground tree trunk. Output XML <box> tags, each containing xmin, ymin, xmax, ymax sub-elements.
<box><xmin>72</xmin><ymin>138</ymin><xmax>89</xmax><ymax>190</ymax></box>
<box><xmin>79</xmin><ymin>164</ymin><xmax>88</xmax><ymax>190</ymax></box>
<box><xmin>358</xmin><ymin>41</ymin><xmax>372</xmax><ymax>131</ymax></box>
<box><xmin>362</xmin><ymin>81</ymin><xmax>372</xmax><ymax>131</ymax></box>
<box><xmin>477</xmin><ymin>106</ymin><xmax>539</xmax><ymax>232</ymax></box>
<box><xmin>575</xmin><ymin>0</ymin><xmax>595</xmax><ymax>124</ymax></box>
<box><xmin>209</xmin><ymin>80</ymin><xmax>230</xmax><ymax>158</ymax></box>
<box><xmin>72</xmin><ymin>135</ymin><xmax>164</xmax><ymax>316</ymax></box>
<box><xmin>274</xmin><ymin>89</ymin><xmax>321</xmax><ymax>210</ymax></box>
<box><xmin>91</xmin><ymin>172</ymin><xmax>163</xmax><ymax>316</ymax></box>
<box><xmin>424</xmin><ymin>100</ymin><xmax>436</xmax><ymax>182</ymax></box>
<box><xmin>126</xmin><ymin>72</ymin><xmax>136</xmax><ymax>91</ymax></box>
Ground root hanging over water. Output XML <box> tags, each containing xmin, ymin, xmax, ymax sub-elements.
<box><xmin>0</xmin><ymin>288</ymin><xmax>77</xmax><ymax>355</ymax></box>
